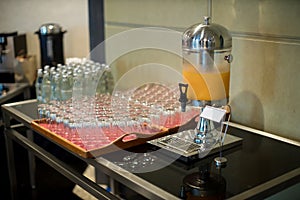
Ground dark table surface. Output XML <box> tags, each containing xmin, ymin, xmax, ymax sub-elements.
<box><xmin>0</xmin><ymin>83</ymin><xmax>29</xmax><ymax>104</ymax></box>
<box><xmin>102</xmin><ymin>126</ymin><xmax>300</xmax><ymax>199</ymax></box>
<box><xmin>5</xmin><ymin>100</ymin><xmax>300</xmax><ymax>199</ymax></box>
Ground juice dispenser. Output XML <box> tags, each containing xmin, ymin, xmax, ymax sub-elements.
<box><xmin>179</xmin><ymin>16</ymin><xmax>233</xmax><ymax>140</ymax></box>
<box><xmin>178</xmin><ymin>17</ymin><xmax>233</xmax><ymax>199</ymax></box>
<box><xmin>181</xmin><ymin>16</ymin><xmax>232</xmax><ymax>107</ymax></box>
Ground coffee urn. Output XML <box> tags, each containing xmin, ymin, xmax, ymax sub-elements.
<box><xmin>35</xmin><ymin>23</ymin><xmax>66</xmax><ymax>68</ymax></box>
<box><xmin>0</xmin><ymin>31</ymin><xmax>27</xmax><ymax>73</ymax></box>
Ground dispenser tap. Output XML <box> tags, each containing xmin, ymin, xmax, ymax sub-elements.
<box><xmin>179</xmin><ymin>83</ymin><xmax>188</xmax><ymax>112</ymax></box>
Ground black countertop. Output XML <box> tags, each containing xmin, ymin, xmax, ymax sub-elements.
<box><xmin>101</xmin><ymin>124</ymin><xmax>300</xmax><ymax>199</ymax></box>
<box><xmin>4</xmin><ymin>100</ymin><xmax>300</xmax><ymax>199</ymax></box>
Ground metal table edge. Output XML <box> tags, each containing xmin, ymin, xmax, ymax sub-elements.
<box><xmin>227</xmin><ymin>167</ymin><xmax>300</xmax><ymax>200</ymax></box>
<box><xmin>0</xmin><ymin>83</ymin><xmax>29</xmax><ymax>104</ymax></box>
<box><xmin>228</xmin><ymin>122</ymin><xmax>300</xmax><ymax>147</ymax></box>
<box><xmin>1</xmin><ymin>99</ymin><xmax>36</xmax><ymax>127</ymax></box>
<box><xmin>94</xmin><ymin>157</ymin><xmax>181</xmax><ymax>200</ymax></box>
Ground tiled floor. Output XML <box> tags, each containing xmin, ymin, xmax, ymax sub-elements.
<box><xmin>0</xmin><ymin>125</ymin><xmax>86</xmax><ymax>200</ymax></box>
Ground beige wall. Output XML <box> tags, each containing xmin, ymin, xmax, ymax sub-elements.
<box><xmin>0</xmin><ymin>0</ymin><xmax>89</xmax><ymax>68</ymax></box>
<box><xmin>104</xmin><ymin>0</ymin><xmax>300</xmax><ymax>141</ymax></box>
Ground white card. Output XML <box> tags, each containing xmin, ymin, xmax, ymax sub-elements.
<box><xmin>200</xmin><ymin>106</ymin><xmax>226</xmax><ymax>123</ymax></box>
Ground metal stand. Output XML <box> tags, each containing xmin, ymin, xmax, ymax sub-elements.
<box><xmin>214</xmin><ymin>112</ymin><xmax>231</xmax><ymax>167</ymax></box>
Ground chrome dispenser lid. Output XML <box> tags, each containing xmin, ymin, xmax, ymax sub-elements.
<box><xmin>37</xmin><ymin>23</ymin><xmax>63</xmax><ymax>35</ymax></box>
<box><xmin>182</xmin><ymin>16</ymin><xmax>232</xmax><ymax>52</ymax></box>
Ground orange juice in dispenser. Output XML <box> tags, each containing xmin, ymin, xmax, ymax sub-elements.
<box><xmin>181</xmin><ymin>16</ymin><xmax>233</xmax><ymax>107</ymax></box>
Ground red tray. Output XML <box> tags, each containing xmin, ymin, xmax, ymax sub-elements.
<box><xmin>31</xmin><ymin>107</ymin><xmax>200</xmax><ymax>158</ymax></box>
<box><xmin>31</xmin><ymin>119</ymin><xmax>170</xmax><ymax>158</ymax></box>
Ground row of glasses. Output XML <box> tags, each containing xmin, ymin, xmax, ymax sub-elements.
<box><xmin>37</xmin><ymin>58</ymin><xmax>113</xmax><ymax>150</ymax></box>
<box><xmin>38</xmin><ymin>63</ymin><xmax>201</xmax><ymax>151</ymax></box>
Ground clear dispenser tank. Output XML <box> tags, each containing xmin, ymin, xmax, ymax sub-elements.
<box><xmin>182</xmin><ymin>16</ymin><xmax>233</xmax><ymax>107</ymax></box>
